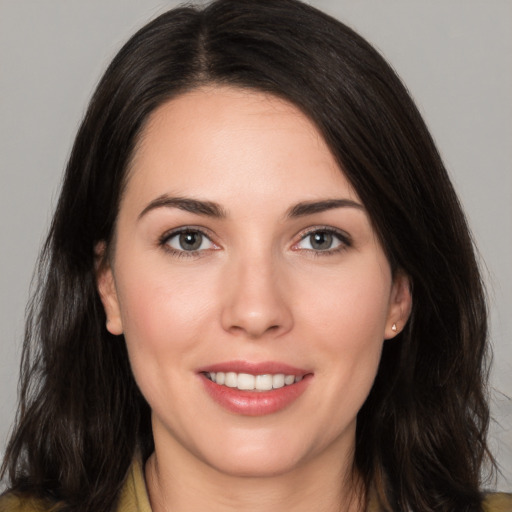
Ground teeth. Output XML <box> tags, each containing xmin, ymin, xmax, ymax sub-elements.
<box><xmin>272</xmin><ymin>374</ymin><xmax>285</xmax><ymax>389</ymax></box>
<box><xmin>225</xmin><ymin>372</ymin><xmax>237</xmax><ymax>388</ymax></box>
<box><xmin>238</xmin><ymin>373</ymin><xmax>255</xmax><ymax>390</ymax></box>
<box><xmin>284</xmin><ymin>375</ymin><xmax>295</xmax><ymax>386</ymax></box>
<box><xmin>206</xmin><ymin>372</ymin><xmax>303</xmax><ymax>391</ymax></box>
<box><xmin>255</xmin><ymin>374</ymin><xmax>273</xmax><ymax>391</ymax></box>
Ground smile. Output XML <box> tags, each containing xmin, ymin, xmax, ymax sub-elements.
<box><xmin>204</xmin><ymin>372</ymin><xmax>303</xmax><ymax>391</ymax></box>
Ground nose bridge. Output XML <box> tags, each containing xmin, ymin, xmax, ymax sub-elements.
<box><xmin>220</xmin><ymin>247</ymin><xmax>293</xmax><ymax>339</ymax></box>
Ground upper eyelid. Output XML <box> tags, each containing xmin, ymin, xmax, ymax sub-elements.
<box><xmin>295</xmin><ymin>226</ymin><xmax>352</xmax><ymax>243</ymax></box>
<box><xmin>157</xmin><ymin>225</ymin><xmax>351</xmax><ymax>250</ymax></box>
<box><xmin>158</xmin><ymin>227</ymin><xmax>222</xmax><ymax>257</ymax></box>
<box><xmin>158</xmin><ymin>227</ymin><xmax>220</xmax><ymax>257</ymax></box>
<box><xmin>159</xmin><ymin>225</ymin><xmax>216</xmax><ymax>243</ymax></box>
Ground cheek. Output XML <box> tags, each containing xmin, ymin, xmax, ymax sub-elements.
<box><xmin>299</xmin><ymin>263</ymin><xmax>392</xmax><ymax>346</ymax></box>
<box><xmin>296</xmin><ymin>261</ymin><xmax>391</xmax><ymax>403</ymax></box>
<box><xmin>115</xmin><ymin>259</ymin><xmax>219</xmax><ymax>358</ymax></box>
<box><xmin>308</xmin><ymin>273</ymin><xmax>389</xmax><ymax>417</ymax></box>
<box><xmin>114</xmin><ymin>264</ymin><xmax>219</xmax><ymax>411</ymax></box>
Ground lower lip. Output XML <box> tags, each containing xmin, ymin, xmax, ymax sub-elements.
<box><xmin>200</xmin><ymin>374</ymin><xmax>311</xmax><ymax>416</ymax></box>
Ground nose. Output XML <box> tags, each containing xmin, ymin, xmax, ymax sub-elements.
<box><xmin>220</xmin><ymin>254</ymin><xmax>293</xmax><ymax>339</ymax></box>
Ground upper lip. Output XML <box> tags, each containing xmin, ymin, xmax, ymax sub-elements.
<box><xmin>197</xmin><ymin>360</ymin><xmax>311</xmax><ymax>376</ymax></box>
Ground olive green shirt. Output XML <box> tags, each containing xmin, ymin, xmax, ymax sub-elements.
<box><xmin>1</xmin><ymin>459</ymin><xmax>511</xmax><ymax>511</ymax></box>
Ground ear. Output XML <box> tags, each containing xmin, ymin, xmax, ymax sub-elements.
<box><xmin>95</xmin><ymin>242</ymin><xmax>123</xmax><ymax>335</ymax></box>
<box><xmin>384</xmin><ymin>270</ymin><xmax>412</xmax><ymax>340</ymax></box>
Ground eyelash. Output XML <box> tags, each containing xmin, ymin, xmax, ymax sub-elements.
<box><xmin>293</xmin><ymin>226</ymin><xmax>352</xmax><ymax>256</ymax></box>
<box><xmin>158</xmin><ymin>226</ymin><xmax>352</xmax><ymax>259</ymax></box>
<box><xmin>159</xmin><ymin>227</ymin><xmax>217</xmax><ymax>259</ymax></box>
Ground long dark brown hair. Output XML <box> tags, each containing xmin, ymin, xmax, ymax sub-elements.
<box><xmin>1</xmin><ymin>1</ymin><xmax>494</xmax><ymax>510</ymax></box>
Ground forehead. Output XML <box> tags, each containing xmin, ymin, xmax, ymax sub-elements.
<box><xmin>124</xmin><ymin>86</ymin><xmax>360</xmax><ymax>211</ymax></box>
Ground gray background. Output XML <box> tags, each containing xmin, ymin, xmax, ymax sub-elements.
<box><xmin>1</xmin><ymin>0</ymin><xmax>510</xmax><ymax>491</ymax></box>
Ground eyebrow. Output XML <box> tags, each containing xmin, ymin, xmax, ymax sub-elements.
<box><xmin>286</xmin><ymin>199</ymin><xmax>364</xmax><ymax>218</ymax></box>
<box><xmin>138</xmin><ymin>195</ymin><xmax>363</xmax><ymax>221</ymax></box>
<box><xmin>138</xmin><ymin>195</ymin><xmax>227</xmax><ymax>220</ymax></box>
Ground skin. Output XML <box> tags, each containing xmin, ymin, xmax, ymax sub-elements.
<box><xmin>97</xmin><ymin>86</ymin><xmax>412</xmax><ymax>512</ymax></box>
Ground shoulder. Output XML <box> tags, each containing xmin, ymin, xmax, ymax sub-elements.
<box><xmin>116</xmin><ymin>456</ymin><xmax>152</xmax><ymax>512</ymax></box>
<box><xmin>0</xmin><ymin>492</ymin><xmax>64</xmax><ymax>512</ymax></box>
<box><xmin>483</xmin><ymin>492</ymin><xmax>512</xmax><ymax>512</ymax></box>
<box><xmin>0</xmin><ymin>493</ymin><xmax>56</xmax><ymax>512</ymax></box>
<box><xmin>0</xmin><ymin>457</ymin><xmax>149</xmax><ymax>512</ymax></box>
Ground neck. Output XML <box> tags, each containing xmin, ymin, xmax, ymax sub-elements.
<box><xmin>145</xmin><ymin>438</ymin><xmax>365</xmax><ymax>512</ymax></box>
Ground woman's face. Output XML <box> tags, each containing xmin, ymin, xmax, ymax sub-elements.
<box><xmin>98</xmin><ymin>86</ymin><xmax>410</xmax><ymax>478</ymax></box>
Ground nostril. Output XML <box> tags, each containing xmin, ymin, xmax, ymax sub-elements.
<box><xmin>227</xmin><ymin>322</ymin><xmax>282</xmax><ymax>339</ymax></box>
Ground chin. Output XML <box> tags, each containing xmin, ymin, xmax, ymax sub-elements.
<box><xmin>195</xmin><ymin>433</ymin><xmax>317</xmax><ymax>479</ymax></box>
<box><xmin>207</xmin><ymin>453</ymin><xmax>303</xmax><ymax>479</ymax></box>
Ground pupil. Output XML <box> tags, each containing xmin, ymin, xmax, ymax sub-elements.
<box><xmin>179</xmin><ymin>232</ymin><xmax>202</xmax><ymax>251</ymax></box>
<box><xmin>311</xmin><ymin>232</ymin><xmax>332</xmax><ymax>250</ymax></box>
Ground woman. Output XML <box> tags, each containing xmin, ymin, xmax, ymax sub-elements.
<box><xmin>1</xmin><ymin>0</ymin><xmax>510</xmax><ymax>511</ymax></box>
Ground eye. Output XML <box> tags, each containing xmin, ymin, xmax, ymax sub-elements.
<box><xmin>162</xmin><ymin>229</ymin><xmax>216</xmax><ymax>253</ymax></box>
<box><xmin>294</xmin><ymin>228</ymin><xmax>350</xmax><ymax>253</ymax></box>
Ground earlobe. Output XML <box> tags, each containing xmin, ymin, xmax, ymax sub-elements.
<box><xmin>385</xmin><ymin>271</ymin><xmax>412</xmax><ymax>340</ymax></box>
<box><xmin>95</xmin><ymin>242</ymin><xmax>123</xmax><ymax>335</ymax></box>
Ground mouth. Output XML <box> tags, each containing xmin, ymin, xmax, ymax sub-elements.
<box><xmin>198</xmin><ymin>362</ymin><xmax>312</xmax><ymax>416</ymax></box>
<box><xmin>202</xmin><ymin>371</ymin><xmax>304</xmax><ymax>391</ymax></box>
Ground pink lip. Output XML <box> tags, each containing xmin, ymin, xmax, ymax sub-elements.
<box><xmin>198</xmin><ymin>360</ymin><xmax>309</xmax><ymax>376</ymax></box>
<box><xmin>197</xmin><ymin>360</ymin><xmax>313</xmax><ymax>416</ymax></box>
